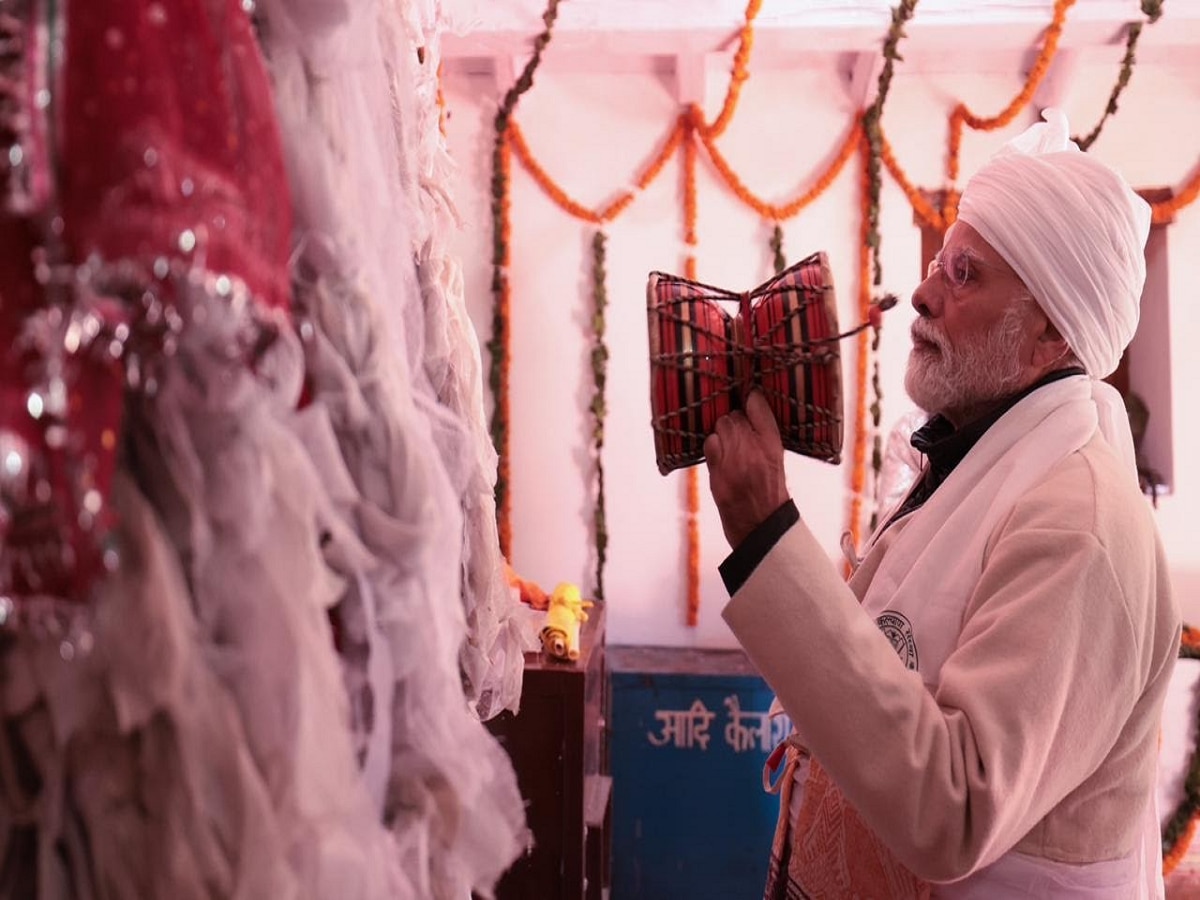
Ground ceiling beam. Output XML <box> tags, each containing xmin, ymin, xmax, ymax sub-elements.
<box><xmin>441</xmin><ymin>1</ymin><xmax>1200</xmax><ymax>72</ymax></box>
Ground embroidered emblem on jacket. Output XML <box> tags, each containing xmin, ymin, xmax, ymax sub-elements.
<box><xmin>876</xmin><ymin>611</ymin><xmax>919</xmax><ymax>671</ymax></box>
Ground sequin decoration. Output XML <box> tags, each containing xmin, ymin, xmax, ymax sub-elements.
<box><xmin>0</xmin><ymin>0</ymin><xmax>295</xmax><ymax>644</ymax></box>
<box><xmin>0</xmin><ymin>0</ymin><xmax>53</xmax><ymax>216</ymax></box>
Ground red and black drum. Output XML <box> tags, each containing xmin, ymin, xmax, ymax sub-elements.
<box><xmin>647</xmin><ymin>252</ymin><xmax>843</xmax><ymax>475</ymax></box>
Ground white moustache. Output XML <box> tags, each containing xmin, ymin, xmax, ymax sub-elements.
<box><xmin>911</xmin><ymin>320</ymin><xmax>945</xmax><ymax>350</ymax></box>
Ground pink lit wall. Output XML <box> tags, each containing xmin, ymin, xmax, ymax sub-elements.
<box><xmin>442</xmin><ymin>58</ymin><xmax>1200</xmax><ymax>647</ymax></box>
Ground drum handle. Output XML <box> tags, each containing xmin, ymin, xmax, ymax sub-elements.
<box><xmin>734</xmin><ymin>292</ymin><xmax>755</xmax><ymax>407</ymax></box>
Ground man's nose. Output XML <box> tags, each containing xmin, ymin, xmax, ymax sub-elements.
<box><xmin>911</xmin><ymin>271</ymin><xmax>941</xmax><ymax>319</ymax></box>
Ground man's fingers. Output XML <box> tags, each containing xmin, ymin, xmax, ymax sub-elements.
<box><xmin>703</xmin><ymin>431</ymin><xmax>722</xmax><ymax>467</ymax></box>
<box><xmin>744</xmin><ymin>390</ymin><xmax>781</xmax><ymax>440</ymax></box>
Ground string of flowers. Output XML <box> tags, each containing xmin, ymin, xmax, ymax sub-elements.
<box><xmin>684</xmin><ymin>108</ymin><xmax>702</xmax><ymax>627</ymax></box>
<box><xmin>875</xmin><ymin>3</ymin><xmax>1200</xmax><ymax>235</ymax></box>
<box><xmin>697</xmin><ymin>119</ymin><xmax>862</xmax><ymax>220</ymax></box>
<box><xmin>879</xmin><ymin>128</ymin><xmax>949</xmax><ymax>233</ymax></box>
<box><xmin>488</xmin><ymin>0</ymin><xmax>564</xmax><ymax>558</ymax></box>
<box><xmin>944</xmin><ymin>0</ymin><xmax>1075</xmax><ymax>221</ymax></box>
<box><xmin>1163</xmin><ymin>625</ymin><xmax>1200</xmax><ymax>875</ymax></box>
<box><xmin>507</xmin><ymin>116</ymin><xmax>686</xmax><ymax>224</ymax></box>
<box><xmin>702</xmin><ymin>0</ymin><xmax>764</xmax><ymax>140</ymax></box>
<box><xmin>1073</xmin><ymin>1</ymin><xmax>1163</xmax><ymax>151</ymax></box>
<box><xmin>1152</xmin><ymin>161</ymin><xmax>1200</xmax><ymax>225</ymax></box>
<box><xmin>590</xmin><ymin>231</ymin><xmax>610</xmax><ymax>600</ymax></box>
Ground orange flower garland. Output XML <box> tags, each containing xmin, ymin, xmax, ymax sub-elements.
<box><xmin>1152</xmin><ymin>160</ymin><xmax>1200</xmax><ymax>225</ymax></box>
<box><xmin>686</xmin><ymin>469</ymin><xmax>702</xmax><ymax>626</ymax></box>
<box><xmin>507</xmin><ymin>121</ymin><xmax>604</xmax><ymax>223</ymax></box>
<box><xmin>1183</xmin><ymin>624</ymin><xmax>1200</xmax><ymax>655</ymax></box>
<box><xmin>880</xmin><ymin>128</ymin><xmax>946</xmax><ymax>233</ymax></box>
<box><xmin>703</xmin><ymin>0</ymin><xmax>764</xmax><ymax>140</ymax></box>
<box><xmin>1165</xmin><ymin>816</ymin><xmax>1198</xmax><ymax>876</ymax></box>
<box><xmin>507</xmin><ymin>116</ymin><xmax>687</xmax><ymax>225</ymax></box>
<box><xmin>698</xmin><ymin>118</ymin><xmax>862</xmax><ymax>221</ymax></box>
<box><xmin>946</xmin><ymin>0</ymin><xmax>1076</xmax><ymax>211</ymax></box>
<box><xmin>684</xmin><ymin>111</ymin><xmax>702</xmax><ymax>626</ymax></box>
<box><xmin>602</xmin><ymin>118</ymin><xmax>688</xmax><ymax>221</ymax></box>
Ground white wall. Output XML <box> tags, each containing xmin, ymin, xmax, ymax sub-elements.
<box><xmin>443</xmin><ymin>55</ymin><xmax>1200</xmax><ymax>647</ymax></box>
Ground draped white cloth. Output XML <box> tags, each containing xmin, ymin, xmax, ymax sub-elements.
<box><xmin>1</xmin><ymin>2</ymin><xmax>534</xmax><ymax>897</ymax></box>
<box><xmin>256</xmin><ymin>0</ymin><xmax>533</xmax><ymax>894</ymax></box>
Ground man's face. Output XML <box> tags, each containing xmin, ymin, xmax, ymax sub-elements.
<box><xmin>905</xmin><ymin>222</ymin><xmax>1047</xmax><ymax>424</ymax></box>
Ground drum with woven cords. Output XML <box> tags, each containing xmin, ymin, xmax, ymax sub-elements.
<box><xmin>647</xmin><ymin>251</ymin><xmax>845</xmax><ymax>475</ymax></box>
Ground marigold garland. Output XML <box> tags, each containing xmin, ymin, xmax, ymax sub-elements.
<box><xmin>1072</xmin><ymin>0</ymin><xmax>1162</xmax><ymax>152</ymax></box>
<box><xmin>697</xmin><ymin>118</ymin><xmax>862</xmax><ymax>221</ymax></box>
<box><xmin>597</xmin><ymin>119</ymin><xmax>686</xmax><ymax>221</ymax></box>
<box><xmin>1165</xmin><ymin>817</ymin><xmax>1198</xmax><ymax>876</ymax></box>
<box><xmin>488</xmin><ymin>0</ymin><xmax>564</xmax><ymax>558</ymax></box>
<box><xmin>685</xmin><ymin>468</ymin><xmax>701</xmax><ymax>626</ymax></box>
<box><xmin>1152</xmin><ymin>161</ymin><xmax>1200</xmax><ymax>225</ymax></box>
<box><xmin>684</xmin><ymin>112</ymin><xmax>702</xmax><ymax>626</ymax></box>
<box><xmin>945</xmin><ymin>0</ymin><xmax>1075</xmax><ymax>217</ymax></box>
<box><xmin>1183</xmin><ymin>625</ymin><xmax>1200</xmax><ymax>658</ymax></box>
<box><xmin>703</xmin><ymin>0</ymin><xmax>764</xmax><ymax>140</ymax></box>
<box><xmin>507</xmin><ymin>117</ymin><xmax>686</xmax><ymax>224</ymax></box>
<box><xmin>590</xmin><ymin>230</ymin><xmax>610</xmax><ymax>600</ymax></box>
<box><xmin>879</xmin><ymin>129</ymin><xmax>948</xmax><ymax>233</ymax></box>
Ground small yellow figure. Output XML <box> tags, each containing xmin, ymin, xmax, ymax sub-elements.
<box><xmin>540</xmin><ymin>582</ymin><xmax>593</xmax><ymax>661</ymax></box>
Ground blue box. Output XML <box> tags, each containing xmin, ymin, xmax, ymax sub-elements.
<box><xmin>608</xmin><ymin>647</ymin><xmax>790</xmax><ymax>899</ymax></box>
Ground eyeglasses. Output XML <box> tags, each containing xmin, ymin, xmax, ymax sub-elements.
<box><xmin>926</xmin><ymin>247</ymin><xmax>1008</xmax><ymax>292</ymax></box>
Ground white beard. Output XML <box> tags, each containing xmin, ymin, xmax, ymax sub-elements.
<box><xmin>904</xmin><ymin>305</ymin><xmax>1030</xmax><ymax>418</ymax></box>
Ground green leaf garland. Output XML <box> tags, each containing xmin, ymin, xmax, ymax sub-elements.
<box><xmin>770</xmin><ymin>222</ymin><xmax>787</xmax><ymax>274</ymax></box>
<box><xmin>590</xmin><ymin>231</ymin><xmax>610</xmax><ymax>600</ymax></box>
<box><xmin>862</xmin><ymin>0</ymin><xmax>918</xmax><ymax>522</ymax></box>
<box><xmin>1073</xmin><ymin>1</ymin><xmax>1163</xmax><ymax>151</ymax></box>
<box><xmin>488</xmin><ymin>0</ymin><xmax>565</xmax><ymax>553</ymax></box>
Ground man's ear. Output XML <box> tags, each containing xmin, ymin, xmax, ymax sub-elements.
<box><xmin>1031</xmin><ymin>313</ymin><xmax>1071</xmax><ymax>369</ymax></box>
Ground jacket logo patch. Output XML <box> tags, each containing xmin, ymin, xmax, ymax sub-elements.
<box><xmin>875</xmin><ymin>611</ymin><xmax>919</xmax><ymax>671</ymax></box>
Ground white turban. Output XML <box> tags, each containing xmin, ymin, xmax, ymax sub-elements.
<box><xmin>956</xmin><ymin>108</ymin><xmax>1151</xmax><ymax>379</ymax></box>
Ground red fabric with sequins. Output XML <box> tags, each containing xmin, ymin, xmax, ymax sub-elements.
<box><xmin>0</xmin><ymin>0</ymin><xmax>292</xmax><ymax>607</ymax></box>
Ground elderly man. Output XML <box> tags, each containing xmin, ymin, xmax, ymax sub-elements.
<box><xmin>705</xmin><ymin>110</ymin><xmax>1179</xmax><ymax>899</ymax></box>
